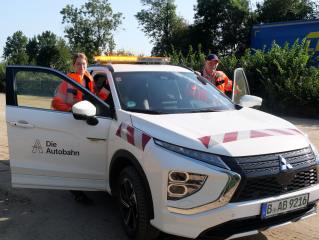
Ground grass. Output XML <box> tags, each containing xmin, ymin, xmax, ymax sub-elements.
<box><xmin>17</xmin><ymin>95</ymin><xmax>53</xmax><ymax>109</ymax></box>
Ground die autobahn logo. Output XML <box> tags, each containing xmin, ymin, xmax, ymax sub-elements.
<box><xmin>32</xmin><ymin>139</ymin><xmax>79</xmax><ymax>156</ymax></box>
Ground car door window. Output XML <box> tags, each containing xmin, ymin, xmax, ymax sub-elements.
<box><xmin>16</xmin><ymin>71</ymin><xmax>63</xmax><ymax>110</ymax></box>
<box><xmin>12</xmin><ymin>68</ymin><xmax>111</xmax><ymax>117</ymax></box>
<box><xmin>232</xmin><ymin>68</ymin><xmax>250</xmax><ymax>104</ymax></box>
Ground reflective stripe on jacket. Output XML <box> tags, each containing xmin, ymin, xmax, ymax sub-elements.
<box><xmin>51</xmin><ymin>71</ymin><xmax>94</xmax><ymax>112</ymax></box>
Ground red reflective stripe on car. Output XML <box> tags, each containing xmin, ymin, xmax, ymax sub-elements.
<box><xmin>127</xmin><ymin>125</ymin><xmax>135</xmax><ymax>145</ymax></box>
<box><xmin>198</xmin><ymin>128</ymin><xmax>303</xmax><ymax>148</ymax></box>
<box><xmin>116</xmin><ymin>122</ymin><xmax>152</xmax><ymax>151</ymax></box>
<box><xmin>199</xmin><ymin>136</ymin><xmax>211</xmax><ymax>149</ymax></box>
<box><xmin>223</xmin><ymin>132</ymin><xmax>238</xmax><ymax>143</ymax></box>
<box><xmin>142</xmin><ymin>134</ymin><xmax>151</xmax><ymax>150</ymax></box>
<box><xmin>250</xmin><ymin>130</ymin><xmax>272</xmax><ymax>138</ymax></box>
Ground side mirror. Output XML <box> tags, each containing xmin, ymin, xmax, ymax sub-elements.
<box><xmin>239</xmin><ymin>95</ymin><xmax>263</xmax><ymax>108</ymax></box>
<box><xmin>72</xmin><ymin>100</ymin><xmax>99</xmax><ymax>126</ymax></box>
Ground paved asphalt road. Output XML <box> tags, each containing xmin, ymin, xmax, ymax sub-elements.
<box><xmin>0</xmin><ymin>93</ymin><xmax>319</xmax><ymax>240</ymax></box>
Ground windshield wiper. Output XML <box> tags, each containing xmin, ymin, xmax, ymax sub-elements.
<box><xmin>188</xmin><ymin>108</ymin><xmax>221</xmax><ymax>113</ymax></box>
<box><xmin>235</xmin><ymin>104</ymin><xmax>243</xmax><ymax>110</ymax></box>
<box><xmin>197</xmin><ymin>75</ymin><xmax>208</xmax><ymax>85</ymax></box>
<box><xmin>126</xmin><ymin>108</ymin><xmax>165</xmax><ymax>114</ymax></box>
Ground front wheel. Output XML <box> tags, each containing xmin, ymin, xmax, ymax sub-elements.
<box><xmin>116</xmin><ymin>166</ymin><xmax>159</xmax><ymax>240</ymax></box>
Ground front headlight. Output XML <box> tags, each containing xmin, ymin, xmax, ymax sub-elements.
<box><xmin>154</xmin><ymin>139</ymin><xmax>229</xmax><ymax>169</ymax></box>
<box><xmin>167</xmin><ymin>171</ymin><xmax>207</xmax><ymax>200</ymax></box>
<box><xmin>310</xmin><ymin>144</ymin><xmax>319</xmax><ymax>163</ymax></box>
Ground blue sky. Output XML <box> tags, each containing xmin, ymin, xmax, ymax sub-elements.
<box><xmin>0</xmin><ymin>0</ymin><xmax>198</xmax><ymax>59</ymax></box>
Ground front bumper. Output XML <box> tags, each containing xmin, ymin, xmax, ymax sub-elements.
<box><xmin>199</xmin><ymin>204</ymin><xmax>317</xmax><ymax>239</ymax></box>
<box><xmin>153</xmin><ymin>184</ymin><xmax>319</xmax><ymax>239</ymax></box>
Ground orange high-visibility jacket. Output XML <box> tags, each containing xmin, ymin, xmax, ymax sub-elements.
<box><xmin>203</xmin><ymin>69</ymin><xmax>233</xmax><ymax>93</ymax></box>
<box><xmin>97</xmin><ymin>87</ymin><xmax>110</xmax><ymax>101</ymax></box>
<box><xmin>51</xmin><ymin>71</ymin><xmax>94</xmax><ymax>112</ymax></box>
<box><xmin>213</xmin><ymin>71</ymin><xmax>233</xmax><ymax>93</ymax></box>
<box><xmin>188</xmin><ymin>84</ymin><xmax>208</xmax><ymax>102</ymax></box>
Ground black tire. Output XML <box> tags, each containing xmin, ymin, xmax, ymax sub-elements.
<box><xmin>116</xmin><ymin>166</ymin><xmax>159</xmax><ymax>240</ymax></box>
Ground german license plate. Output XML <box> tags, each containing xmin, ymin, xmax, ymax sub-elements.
<box><xmin>261</xmin><ymin>193</ymin><xmax>309</xmax><ymax>219</ymax></box>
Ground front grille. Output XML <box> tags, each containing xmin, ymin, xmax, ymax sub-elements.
<box><xmin>223</xmin><ymin>147</ymin><xmax>319</xmax><ymax>202</ymax></box>
<box><xmin>229</xmin><ymin>147</ymin><xmax>316</xmax><ymax>177</ymax></box>
<box><xmin>234</xmin><ymin>168</ymin><xmax>317</xmax><ymax>201</ymax></box>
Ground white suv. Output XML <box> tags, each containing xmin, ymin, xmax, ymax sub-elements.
<box><xmin>5</xmin><ymin>58</ymin><xmax>319</xmax><ymax>240</ymax></box>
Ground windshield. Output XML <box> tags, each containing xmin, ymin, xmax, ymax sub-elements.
<box><xmin>113</xmin><ymin>71</ymin><xmax>235</xmax><ymax>114</ymax></box>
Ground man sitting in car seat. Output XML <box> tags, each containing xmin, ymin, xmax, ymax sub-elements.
<box><xmin>93</xmin><ymin>72</ymin><xmax>110</xmax><ymax>101</ymax></box>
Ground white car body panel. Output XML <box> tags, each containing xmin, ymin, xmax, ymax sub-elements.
<box><xmin>142</xmin><ymin>141</ymin><xmax>230</xmax><ymax>209</ymax></box>
<box><xmin>130</xmin><ymin>107</ymin><xmax>309</xmax><ymax>156</ymax></box>
<box><xmin>7</xmin><ymin>106</ymin><xmax>111</xmax><ymax>190</ymax></box>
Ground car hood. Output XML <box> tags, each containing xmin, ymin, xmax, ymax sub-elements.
<box><xmin>129</xmin><ymin>108</ymin><xmax>309</xmax><ymax>157</ymax></box>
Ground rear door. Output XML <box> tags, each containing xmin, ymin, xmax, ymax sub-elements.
<box><xmin>6</xmin><ymin>66</ymin><xmax>113</xmax><ymax>190</ymax></box>
<box><xmin>232</xmin><ymin>68</ymin><xmax>250</xmax><ymax>104</ymax></box>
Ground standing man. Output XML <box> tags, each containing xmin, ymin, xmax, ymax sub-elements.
<box><xmin>52</xmin><ymin>53</ymin><xmax>95</xmax><ymax>111</ymax></box>
<box><xmin>51</xmin><ymin>53</ymin><xmax>95</xmax><ymax>205</ymax></box>
<box><xmin>203</xmin><ymin>54</ymin><xmax>233</xmax><ymax>95</ymax></box>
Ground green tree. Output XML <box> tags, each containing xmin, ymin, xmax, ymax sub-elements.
<box><xmin>136</xmin><ymin>0</ymin><xmax>188</xmax><ymax>55</ymax></box>
<box><xmin>38</xmin><ymin>31</ymin><xmax>72</xmax><ymax>72</ymax></box>
<box><xmin>54</xmin><ymin>39</ymin><xmax>72</xmax><ymax>72</ymax></box>
<box><xmin>60</xmin><ymin>0</ymin><xmax>123</xmax><ymax>61</ymax></box>
<box><xmin>256</xmin><ymin>0</ymin><xmax>319</xmax><ymax>23</ymax></box>
<box><xmin>25</xmin><ymin>31</ymin><xmax>72</xmax><ymax>72</ymax></box>
<box><xmin>192</xmin><ymin>0</ymin><xmax>251</xmax><ymax>55</ymax></box>
<box><xmin>36</xmin><ymin>31</ymin><xmax>60</xmax><ymax>68</ymax></box>
<box><xmin>26</xmin><ymin>36</ymin><xmax>39</xmax><ymax>64</ymax></box>
<box><xmin>36</xmin><ymin>46</ymin><xmax>60</xmax><ymax>68</ymax></box>
<box><xmin>169</xmin><ymin>44</ymin><xmax>206</xmax><ymax>71</ymax></box>
<box><xmin>37</xmin><ymin>31</ymin><xmax>58</xmax><ymax>49</ymax></box>
<box><xmin>3</xmin><ymin>31</ymin><xmax>28</xmax><ymax>64</ymax></box>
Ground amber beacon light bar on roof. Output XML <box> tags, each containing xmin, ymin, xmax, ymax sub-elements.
<box><xmin>94</xmin><ymin>55</ymin><xmax>170</xmax><ymax>64</ymax></box>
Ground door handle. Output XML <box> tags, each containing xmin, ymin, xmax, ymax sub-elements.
<box><xmin>9</xmin><ymin>120</ymin><xmax>34</xmax><ymax>128</ymax></box>
<box><xmin>86</xmin><ymin>137</ymin><xmax>106</xmax><ymax>141</ymax></box>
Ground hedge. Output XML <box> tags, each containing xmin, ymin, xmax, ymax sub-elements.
<box><xmin>16</xmin><ymin>72</ymin><xmax>61</xmax><ymax>97</ymax></box>
<box><xmin>0</xmin><ymin>67</ymin><xmax>61</xmax><ymax>96</ymax></box>
<box><xmin>168</xmin><ymin>40</ymin><xmax>319</xmax><ymax>118</ymax></box>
